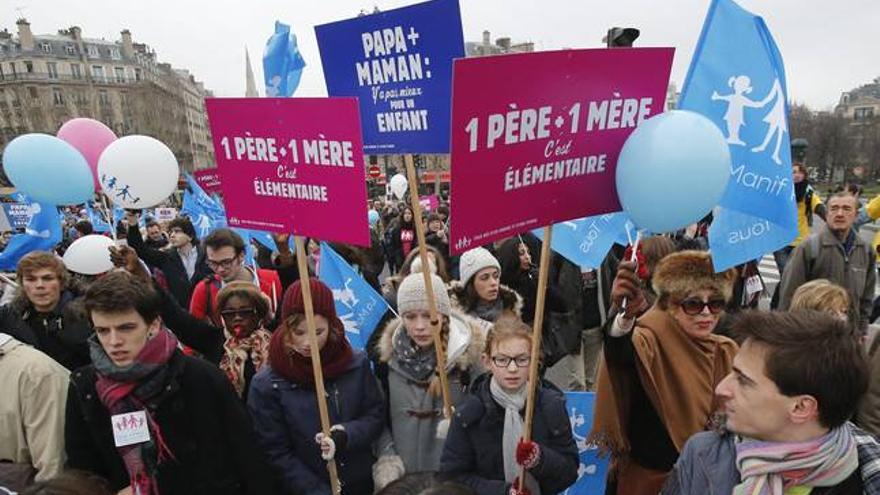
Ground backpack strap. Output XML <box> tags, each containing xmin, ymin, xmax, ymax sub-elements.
<box><xmin>806</xmin><ymin>233</ymin><xmax>821</xmax><ymax>275</ymax></box>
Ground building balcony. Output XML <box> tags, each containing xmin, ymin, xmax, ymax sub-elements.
<box><xmin>0</xmin><ymin>72</ymin><xmax>146</xmax><ymax>86</ymax></box>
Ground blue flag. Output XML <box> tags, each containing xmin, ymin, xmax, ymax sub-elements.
<box><xmin>86</xmin><ymin>202</ymin><xmax>112</xmax><ymax>233</ymax></box>
<box><xmin>533</xmin><ymin>213</ymin><xmax>635</xmax><ymax>270</ymax></box>
<box><xmin>180</xmin><ymin>173</ymin><xmax>228</xmax><ymax>239</ymax></box>
<box><xmin>563</xmin><ymin>392</ymin><xmax>610</xmax><ymax>495</ymax></box>
<box><xmin>318</xmin><ymin>242</ymin><xmax>388</xmax><ymax>350</ymax></box>
<box><xmin>263</xmin><ymin>21</ymin><xmax>306</xmax><ymax>97</ymax></box>
<box><xmin>678</xmin><ymin>0</ymin><xmax>797</xmax><ymax>271</ymax></box>
<box><xmin>0</xmin><ymin>196</ymin><xmax>63</xmax><ymax>270</ymax></box>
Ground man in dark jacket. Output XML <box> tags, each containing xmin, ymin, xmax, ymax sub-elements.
<box><xmin>0</xmin><ymin>251</ymin><xmax>91</xmax><ymax>370</ymax></box>
<box><xmin>663</xmin><ymin>310</ymin><xmax>880</xmax><ymax>495</ymax></box>
<box><xmin>64</xmin><ymin>271</ymin><xmax>275</xmax><ymax>495</ymax></box>
<box><xmin>126</xmin><ymin>212</ymin><xmax>211</xmax><ymax>309</ymax></box>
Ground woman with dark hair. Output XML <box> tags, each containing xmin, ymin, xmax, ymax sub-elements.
<box><xmin>450</xmin><ymin>247</ymin><xmax>522</xmax><ymax>332</ymax></box>
<box><xmin>388</xmin><ymin>207</ymin><xmax>417</xmax><ymax>273</ymax></box>
<box><xmin>248</xmin><ymin>278</ymin><xmax>385</xmax><ymax>495</ymax></box>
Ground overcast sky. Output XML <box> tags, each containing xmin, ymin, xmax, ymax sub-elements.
<box><xmin>7</xmin><ymin>0</ymin><xmax>877</xmax><ymax>110</ymax></box>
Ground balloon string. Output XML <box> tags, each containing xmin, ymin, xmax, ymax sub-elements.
<box><xmin>99</xmin><ymin>195</ymin><xmax>118</xmax><ymax>242</ymax></box>
<box><xmin>620</xmin><ymin>229</ymin><xmax>642</xmax><ymax>312</ymax></box>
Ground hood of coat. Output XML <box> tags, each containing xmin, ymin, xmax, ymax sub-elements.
<box><xmin>448</xmin><ymin>281</ymin><xmax>523</xmax><ymax>319</ymax></box>
<box><xmin>376</xmin><ymin>309</ymin><xmax>486</xmax><ymax>373</ymax></box>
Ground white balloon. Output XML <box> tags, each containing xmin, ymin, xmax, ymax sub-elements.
<box><xmin>97</xmin><ymin>135</ymin><xmax>179</xmax><ymax>208</ymax></box>
<box><xmin>390</xmin><ymin>173</ymin><xmax>408</xmax><ymax>200</ymax></box>
<box><xmin>63</xmin><ymin>235</ymin><xmax>115</xmax><ymax>275</ymax></box>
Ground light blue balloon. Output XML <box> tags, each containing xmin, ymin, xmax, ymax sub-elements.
<box><xmin>368</xmin><ymin>209</ymin><xmax>380</xmax><ymax>226</ymax></box>
<box><xmin>3</xmin><ymin>133</ymin><xmax>95</xmax><ymax>205</ymax></box>
<box><xmin>615</xmin><ymin>110</ymin><xmax>730</xmax><ymax>233</ymax></box>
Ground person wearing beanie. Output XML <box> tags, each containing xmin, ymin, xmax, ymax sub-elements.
<box><xmin>450</xmin><ymin>247</ymin><xmax>523</xmax><ymax>332</ymax></box>
<box><xmin>124</xmin><ymin>211</ymin><xmax>211</xmax><ymax>309</ymax></box>
<box><xmin>589</xmin><ymin>250</ymin><xmax>739</xmax><ymax>495</ymax></box>
<box><xmin>248</xmin><ymin>278</ymin><xmax>385</xmax><ymax>495</ymax></box>
<box><xmin>374</xmin><ymin>272</ymin><xmax>486</xmax><ymax>477</ymax></box>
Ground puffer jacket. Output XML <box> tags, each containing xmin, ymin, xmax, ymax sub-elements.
<box><xmin>375</xmin><ymin>310</ymin><xmax>485</xmax><ymax>473</ymax></box>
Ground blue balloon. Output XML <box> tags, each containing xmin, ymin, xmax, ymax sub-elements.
<box><xmin>3</xmin><ymin>133</ymin><xmax>94</xmax><ymax>205</ymax></box>
<box><xmin>615</xmin><ymin>110</ymin><xmax>730</xmax><ymax>233</ymax></box>
<box><xmin>368</xmin><ymin>209</ymin><xmax>380</xmax><ymax>226</ymax></box>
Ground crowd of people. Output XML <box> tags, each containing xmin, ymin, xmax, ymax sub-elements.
<box><xmin>2</xmin><ymin>168</ymin><xmax>880</xmax><ymax>495</ymax></box>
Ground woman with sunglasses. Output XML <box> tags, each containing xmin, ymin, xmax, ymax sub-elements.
<box><xmin>590</xmin><ymin>250</ymin><xmax>738</xmax><ymax>495</ymax></box>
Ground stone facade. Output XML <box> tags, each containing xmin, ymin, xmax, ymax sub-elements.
<box><xmin>0</xmin><ymin>19</ymin><xmax>214</xmax><ymax>175</ymax></box>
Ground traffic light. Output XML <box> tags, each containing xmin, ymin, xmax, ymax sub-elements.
<box><xmin>605</xmin><ymin>27</ymin><xmax>640</xmax><ymax>48</ymax></box>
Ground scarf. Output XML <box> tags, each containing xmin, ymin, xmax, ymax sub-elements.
<box><xmin>490</xmin><ymin>378</ymin><xmax>540</xmax><ymax>495</ymax></box>
<box><xmin>219</xmin><ymin>326</ymin><xmax>271</xmax><ymax>398</ymax></box>
<box><xmin>589</xmin><ymin>308</ymin><xmax>737</xmax><ymax>469</ymax></box>
<box><xmin>90</xmin><ymin>328</ymin><xmax>179</xmax><ymax>495</ymax></box>
<box><xmin>267</xmin><ymin>321</ymin><xmax>353</xmax><ymax>386</ymax></box>
<box><xmin>734</xmin><ymin>424</ymin><xmax>859</xmax><ymax>495</ymax></box>
<box><xmin>474</xmin><ymin>297</ymin><xmax>504</xmax><ymax>323</ymax></box>
<box><xmin>391</xmin><ymin>325</ymin><xmax>438</xmax><ymax>382</ymax></box>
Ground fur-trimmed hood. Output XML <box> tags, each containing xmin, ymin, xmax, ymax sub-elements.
<box><xmin>376</xmin><ymin>309</ymin><xmax>486</xmax><ymax>373</ymax></box>
<box><xmin>448</xmin><ymin>280</ymin><xmax>524</xmax><ymax>322</ymax></box>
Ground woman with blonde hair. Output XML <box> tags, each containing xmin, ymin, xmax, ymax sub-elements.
<box><xmin>790</xmin><ymin>278</ymin><xmax>850</xmax><ymax>321</ymax></box>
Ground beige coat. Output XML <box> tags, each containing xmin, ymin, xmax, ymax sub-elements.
<box><xmin>0</xmin><ymin>334</ymin><xmax>69</xmax><ymax>482</ymax></box>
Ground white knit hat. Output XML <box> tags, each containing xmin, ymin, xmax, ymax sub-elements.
<box><xmin>458</xmin><ymin>247</ymin><xmax>501</xmax><ymax>286</ymax></box>
<box><xmin>397</xmin><ymin>273</ymin><xmax>451</xmax><ymax>316</ymax></box>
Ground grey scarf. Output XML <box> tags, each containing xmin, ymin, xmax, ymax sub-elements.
<box><xmin>490</xmin><ymin>377</ymin><xmax>540</xmax><ymax>494</ymax></box>
<box><xmin>391</xmin><ymin>326</ymin><xmax>437</xmax><ymax>382</ymax></box>
<box><xmin>475</xmin><ymin>297</ymin><xmax>504</xmax><ymax>323</ymax></box>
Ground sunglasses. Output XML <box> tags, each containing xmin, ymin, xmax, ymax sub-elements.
<box><xmin>678</xmin><ymin>297</ymin><xmax>726</xmax><ymax>316</ymax></box>
<box><xmin>219</xmin><ymin>308</ymin><xmax>258</xmax><ymax>320</ymax></box>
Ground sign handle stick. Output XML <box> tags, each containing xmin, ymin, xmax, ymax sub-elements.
<box><xmin>99</xmin><ymin>195</ymin><xmax>118</xmax><ymax>242</ymax></box>
<box><xmin>619</xmin><ymin>229</ymin><xmax>642</xmax><ymax>312</ymax></box>
<box><xmin>404</xmin><ymin>154</ymin><xmax>453</xmax><ymax>418</ymax></box>
<box><xmin>294</xmin><ymin>236</ymin><xmax>342</xmax><ymax>495</ymax></box>
<box><xmin>0</xmin><ymin>273</ymin><xmax>18</xmax><ymax>288</ymax></box>
<box><xmin>519</xmin><ymin>224</ymin><xmax>553</xmax><ymax>490</ymax></box>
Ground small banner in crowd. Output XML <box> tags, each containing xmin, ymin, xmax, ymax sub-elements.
<box><xmin>206</xmin><ymin>97</ymin><xmax>370</xmax><ymax>246</ymax></box>
<box><xmin>180</xmin><ymin>173</ymin><xmax>227</xmax><ymax>239</ymax></box>
<box><xmin>2</xmin><ymin>202</ymin><xmax>32</xmax><ymax>229</ymax></box>
<box><xmin>563</xmin><ymin>392</ymin><xmax>609</xmax><ymax>495</ymax></box>
<box><xmin>0</xmin><ymin>195</ymin><xmax>62</xmax><ymax>270</ymax></box>
<box><xmin>449</xmin><ymin>48</ymin><xmax>674</xmax><ymax>253</ymax></box>
<box><xmin>315</xmin><ymin>0</ymin><xmax>464</xmax><ymax>153</ymax></box>
<box><xmin>678</xmin><ymin>0</ymin><xmax>796</xmax><ymax>271</ymax></box>
<box><xmin>318</xmin><ymin>242</ymin><xmax>388</xmax><ymax>350</ymax></box>
<box><xmin>193</xmin><ymin>168</ymin><xmax>223</xmax><ymax>195</ymax></box>
<box><xmin>534</xmin><ymin>212</ymin><xmax>634</xmax><ymax>270</ymax></box>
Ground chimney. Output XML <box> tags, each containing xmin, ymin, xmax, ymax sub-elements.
<box><xmin>69</xmin><ymin>26</ymin><xmax>82</xmax><ymax>41</ymax></box>
<box><xmin>120</xmin><ymin>29</ymin><xmax>134</xmax><ymax>58</ymax></box>
<box><xmin>482</xmin><ymin>30</ymin><xmax>490</xmax><ymax>47</ymax></box>
<box><xmin>496</xmin><ymin>37</ymin><xmax>511</xmax><ymax>50</ymax></box>
<box><xmin>16</xmin><ymin>18</ymin><xmax>34</xmax><ymax>51</ymax></box>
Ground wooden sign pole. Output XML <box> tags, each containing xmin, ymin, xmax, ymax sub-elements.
<box><xmin>294</xmin><ymin>236</ymin><xmax>342</xmax><ymax>494</ymax></box>
<box><xmin>519</xmin><ymin>225</ymin><xmax>553</xmax><ymax>489</ymax></box>
<box><xmin>403</xmin><ymin>154</ymin><xmax>453</xmax><ymax>418</ymax></box>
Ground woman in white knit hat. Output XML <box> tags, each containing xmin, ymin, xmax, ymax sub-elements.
<box><xmin>450</xmin><ymin>247</ymin><xmax>524</xmax><ymax>332</ymax></box>
<box><xmin>375</xmin><ymin>270</ymin><xmax>485</xmax><ymax>477</ymax></box>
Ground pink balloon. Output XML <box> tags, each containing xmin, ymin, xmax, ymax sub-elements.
<box><xmin>57</xmin><ymin>118</ymin><xmax>118</xmax><ymax>190</ymax></box>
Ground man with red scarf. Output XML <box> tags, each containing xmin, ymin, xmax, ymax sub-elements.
<box><xmin>64</xmin><ymin>271</ymin><xmax>275</xmax><ymax>495</ymax></box>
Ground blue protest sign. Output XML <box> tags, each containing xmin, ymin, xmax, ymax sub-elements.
<box><xmin>678</xmin><ymin>0</ymin><xmax>797</xmax><ymax>270</ymax></box>
<box><xmin>2</xmin><ymin>203</ymin><xmax>32</xmax><ymax>229</ymax></box>
<box><xmin>533</xmin><ymin>213</ymin><xmax>634</xmax><ymax>270</ymax></box>
<box><xmin>563</xmin><ymin>392</ymin><xmax>610</xmax><ymax>495</ymax></box>
<box><xmin>319</xmin><ymin>242</ymin><xmax>389</xmax><ymax>349</ymax></box>
<box><xmin>0</xmin><ymin>196</ymin><xmax>63</xmax><ymax>270</ymax></box>
<box><xmin>315</xmin><ymin>0</ymin><xmax>464</xmax><ymax>153</ymax></box>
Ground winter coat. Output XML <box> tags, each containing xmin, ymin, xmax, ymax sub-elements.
<box><xmin>778</xmin><ymin>224</ymin><xmax>876</xmax><ymax>334</ymax></box>
<box><xmin>439</xmin><ymin>374</ymin><xmax>579</xmax><ymax>495</ymax></box>
<box><xmin>857</xmin><ymin>336</ymin><xmax>880</xmax><ymax>437</ymax></box>
<box><xmin>127</xmin><ymin>223</ymin><xmax>211</xmax><ymax>308</ymax></box>
<box><xmin>64</xmin><ymin>350</ymin><xmax>275</xmax><ymax>495</ymax></box>
<box><xmin>247</xmin><ymin>351</ymin><xmax>385</xmax><ymax>495</ymax></box>
<box><xmin>448</xmin><ymin>281</ymin><xmax>524</xmax><ymax>333</ymax></box>
<box><xmin>0</xmin><ymin>291</ymin><xmax>92</xmax><ymax>371</ymax></box>
<box><xmin>375</xmin><ymin>311</ymin><xmax>486</xmax><ymax>473</ymax></box>
<box><xmin>662</xmin><ymin>426</ymin><xmax>880</xmax><ymax>495</ymax></box>
<box><xmin>0</xmin><ymin>334</ymin><xmax>69</xmax><ymax>483</ymax></box>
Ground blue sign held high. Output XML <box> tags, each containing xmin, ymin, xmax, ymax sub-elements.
<box><xmin>315</xmin><ymin>0</ymin><xmax>464</xmax><ymax>153</ymax></box>
<box><xmin>533</xmin><ymin>213</ymin><xmax>635</xmax><ymax>270</ymax></box>
<box><xmin>263</xmin><ymin>21</ymin><xmax>307</xmax><ymax>97</ymax></box>
<box><xmin>678</xmin><ymin>0</ymin><xmax>797</xmax><ymax>271</ymax></box>
<box><xmin>0</xmin><ymin>195</ymin><xmax>63</xmax><ymax>270</ymax></box>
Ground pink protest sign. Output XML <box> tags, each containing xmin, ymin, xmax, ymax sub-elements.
<box><xmin>206</xmin><ymin>97</ymin><xmax>370</xmax><ymax>246</ymax></box>
<box><xmin>449</xmin><ymin>48</ymin><xmax>674</xmax><ymax>254</ymax></box>
<box><xmin>193</xmin><ymin>169</ymin><xmax>222</xmax><ymax>194</ymax></box>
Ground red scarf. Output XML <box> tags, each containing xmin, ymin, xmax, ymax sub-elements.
<box><xmin>268</xmin><ymin>321</ymin><xmax>353</xmax><ymax>386</ymax></box>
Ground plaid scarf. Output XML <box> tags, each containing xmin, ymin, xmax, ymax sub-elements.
<box><xmin>90</xmin><ymin>328</ymin><xmax>179</xmax><ymax>495</ymax></box>
<box><xmin>219</xmin><ymin>326</ymin><xmax>271</xmax><ymax>398</ymax></box>
<box><xmin>734</xmin><ymin>424</ymin><xmax>859</xmax><ymax>495</ymax></box>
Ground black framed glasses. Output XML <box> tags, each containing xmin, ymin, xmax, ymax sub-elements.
<box><xmin>491</xmin><ymin>355</ymin><xmax>531</xmax><ymax>368</ymax></box>
<box><xmin>220</xmin><ymin>308</ymin><xmax>258</xmax><ymax>320</ymax></box>
<box><xmin>207</xmin><ymin>257</ymin><xmax>238</xmax><ymax>270</ymax></box>
<box><xmin>678</xmin><ymin>298</ymin><xmax>726</xmax><ymax>316</ymax></box>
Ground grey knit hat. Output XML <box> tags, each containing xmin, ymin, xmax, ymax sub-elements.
<box><xmin>458</xmin><ymin>247</ymin><xmax>501</xmax><ymax>286</ymax></box>
<box><xmin>397</xmin><ymin>273</ymin><xmax>451</xmax><ymax>317</ymax></box>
